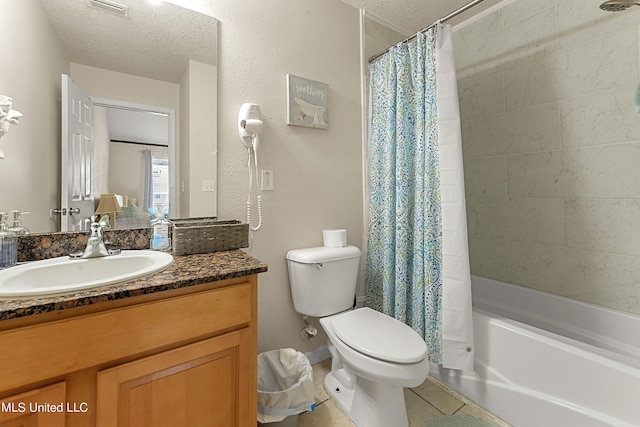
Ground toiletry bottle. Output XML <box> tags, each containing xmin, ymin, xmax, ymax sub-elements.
<box><xmin>8</xmin><ymin>210</ymin><xmax>30</xmax><ymax>235</ymax></box>
<box><xmin>0</xmin><ymin>212</ymin><xmax>17</xmax><ymax>268</ymax></box>
<box><xmin>151</xmin><ymin>207</ymin><xmax>171</xmax><ymax>251</ymax></box>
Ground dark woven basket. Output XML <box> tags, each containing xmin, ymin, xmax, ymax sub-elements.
<box><xmin>170</xmin><ymin>218</ymin><xmax>249</xmax><ymax>256</ymax></box>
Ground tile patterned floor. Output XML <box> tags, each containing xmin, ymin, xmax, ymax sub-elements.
<box><xmin>299</xmin><ymin>360</ymin><xmax>511</xmax><ymax>427</ymax></box>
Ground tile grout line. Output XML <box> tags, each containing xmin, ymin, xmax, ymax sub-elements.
<box><xmin>408</xmin><ymin>388</ymin><xmax>447</xmax><ymax>416</ymax></box>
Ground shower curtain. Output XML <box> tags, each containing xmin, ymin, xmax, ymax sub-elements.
<box><xmin>365</xmin><ymin>24</ymin><xmax>473</xmax><ymax>370</ymax></box>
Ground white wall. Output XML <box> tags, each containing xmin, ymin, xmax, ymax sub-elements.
<box><xmin>176</xmin><ymin>0</ymin><xmax>364</xmax><ymax>352</ymax></box>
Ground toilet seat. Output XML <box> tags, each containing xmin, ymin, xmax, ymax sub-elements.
<box><xmin>331</xmin><ymin>307</ymin><xmax>428</xmax><ymax>364</ymax></box>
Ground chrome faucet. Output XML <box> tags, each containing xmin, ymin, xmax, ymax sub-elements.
<box><xmin>82</xmin><ymin>220</ymin><xmax>109</xmax><ymax>259</ymax></box>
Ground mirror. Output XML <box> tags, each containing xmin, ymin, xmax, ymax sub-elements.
<box><xmin>0</xmin><ymin>0</ymin><xmax>218</xmax><ymax>233</ymax></box>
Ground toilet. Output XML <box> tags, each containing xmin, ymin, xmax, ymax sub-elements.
<box><xmin>286</xmin><ymin>245</ymin><xmax>429</xmax><ymax>427</ymax></box>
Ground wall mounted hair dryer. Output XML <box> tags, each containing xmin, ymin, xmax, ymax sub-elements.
<box><xmin>238</xmin><ymin>103</ymin><xmax>264</xmax><ymax>232</ymax></box>
<box><xmin>238</xmin><ymin>103</ymin><xmax>263</xmax><ymax>151</ymax></box>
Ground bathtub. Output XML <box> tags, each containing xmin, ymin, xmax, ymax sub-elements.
<box><xmin>429</xmin><ymin>275</ymin><xmax>640</xmax><ymax>427</ymax></box>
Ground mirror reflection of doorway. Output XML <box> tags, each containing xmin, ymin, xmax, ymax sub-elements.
<box><xmin>61</xmin><ymin>77</ymin><xmax>174</xmax><ymax>231</ymax></box>
<box><xmin>61</xmin><ymin>76</ymin><xmax>176</xmax><ymax>231</ymax></box>
<box><xmin>92</xmin><ymin>97</ymin><xmax>176</xmax><ymax>222</ymax></box>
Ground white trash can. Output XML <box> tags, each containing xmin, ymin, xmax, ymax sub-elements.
<box><xmin>257</xmin><ymin>348</ymin><xmax>315</xmax><ymax>426</ymax></box>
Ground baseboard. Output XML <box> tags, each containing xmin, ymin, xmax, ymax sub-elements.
<box><xmin>305</xmin><ymin>345</ymin><xmax>331</xmax><ymax>365</ymax></box>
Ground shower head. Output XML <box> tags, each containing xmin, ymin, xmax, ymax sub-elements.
<box><xmin>599</xmin><ymin>0</ymin><xmax>640</xmax><ymax>11</ymax></box>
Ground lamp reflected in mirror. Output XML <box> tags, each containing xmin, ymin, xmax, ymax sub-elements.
<box><xmin>95</xmin><ymin>195</ymin><xmax>122</xmax><ymax>230</ymax></box>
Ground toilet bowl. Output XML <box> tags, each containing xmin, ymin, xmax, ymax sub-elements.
<box><xmin>320</xmin><ymin>308</ymin><xmax>429</xmax><ymax>427</ymax></box>
<box><xmin>286</xmin><ymin>245</ymin><xmax>430</xmax><ymax>427</ymax></box>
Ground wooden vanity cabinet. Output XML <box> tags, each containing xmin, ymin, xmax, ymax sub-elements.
<box><xmin>0</xmin><ymin>383</ymin><xmax>66</xmax><ymax>426</ymax></box>
<box><xmin>97</xmin><ymin>330</ymin><xmax>251</xmax><ymax>426</ymax></box>
<box><xmin>0</xmin><ymin>275</ymin><xmax>258</xmax><ymax>427</ymax></box>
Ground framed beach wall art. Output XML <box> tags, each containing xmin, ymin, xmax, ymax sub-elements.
<box><xmin>286</xmin><ymin>74</ymin><xmax>329</xmax><ymax>129</ymax></box>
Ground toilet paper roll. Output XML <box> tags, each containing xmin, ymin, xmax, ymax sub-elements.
<box><xmin>323</xmin><ymin>229</ymin><xmax>347</xmax><ymax>247</ymax></box>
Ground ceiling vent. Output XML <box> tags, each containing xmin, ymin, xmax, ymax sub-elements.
<box><xmin>86</xmin><ymin>0</ymin><xmax>129</xmax><ymax>18</ymax></box>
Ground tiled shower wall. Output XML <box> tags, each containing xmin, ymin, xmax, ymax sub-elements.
<box><xmin>454</xmin><ymin>0</ymin><xmax>640</xmax><ymax>315</ymax></box>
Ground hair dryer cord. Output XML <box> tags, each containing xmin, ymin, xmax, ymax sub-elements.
<box><xmin>246</xmin><ymin>147</ymin><xmax>263</xmax><ymax>232</ymax></box>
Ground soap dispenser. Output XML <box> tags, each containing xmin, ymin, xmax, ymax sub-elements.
<box><xmin>7</xmin><ymin>210</ymin><xmax>30</xmax><ymax>235</ymax></box>
<box><xmin>151</xmin><ymin>206</ymin><xmax>171</xmax><ymax>251</ymax></box>
<box><xmin>0</xmin><ymin>212</ymin><xmax>17</xmax><ymax>268</ymax></box>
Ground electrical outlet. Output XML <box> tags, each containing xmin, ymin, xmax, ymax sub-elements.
<box><xmin>202</xmin><ymin>180</ymin><xmax>215</xmax><ymax>192</ymax></box>
<box><xmin>261</xmin><ymin>170</ymin><xmax>274</xmax><ymax>191</ymax></box>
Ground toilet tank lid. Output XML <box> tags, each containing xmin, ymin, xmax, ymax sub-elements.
<box><xmin>286</xmin><ymin>246</ymin><xmax>361</xmax><ymax>264</ymax></box>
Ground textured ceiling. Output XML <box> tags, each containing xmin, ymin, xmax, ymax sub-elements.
<box><xmin>341</xmin><ymin>0</ymin><xmax>502</xmax><ymax>35</ymax></box>
<box><xmin>40</xmin><ymin>0</ymin><xmax>498</xmax><ymax>84</ymax></box>
<box><xmin>39</xmin><ymin>0</ymin><xmax>218</xmax><ymax>83</ymax></box>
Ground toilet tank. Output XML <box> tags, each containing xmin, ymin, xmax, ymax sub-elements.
<box><xmin>286</xmin><ymin>246</ymin><xmax>361</xmax><ymax>317</ymax></box>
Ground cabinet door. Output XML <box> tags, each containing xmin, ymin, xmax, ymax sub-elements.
<box><xmin>97</xmin><ymin>329</ymin><xmax>252</xmax><ymax>427</ymax></box>
<box><xmin>0</xmin><ymin>382</ymin><xmax>66</xmax><ymax>426</ymax></box>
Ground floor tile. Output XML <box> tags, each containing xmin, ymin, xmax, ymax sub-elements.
<box><xmin>411</xmin><ymin>377</ymin><xmax>465</xmax><ymax>415</ymax></box>
<box><xmin>311</xmin><ymin>359</ymin><xmax>331</xmax><ymax>404</ymax></box>
<box><xmin>404</xmin><ymin>389</ymin><xmax>444</xmax><ymax>426</ymax></box>
<box><xmin>299</xmin><ymin>398</ymin><xmax>355</xmax><ymax>427</ymax></box>
<box><xmin>302</xmin><ymin>361</ymin><xmax>510</xmax><ymax>427</ymax></box>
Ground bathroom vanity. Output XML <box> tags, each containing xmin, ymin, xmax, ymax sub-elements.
<box><xmin>0</xmin><ymin>250</ymin><xmax>267</xmax><ymax>427</ymax></box>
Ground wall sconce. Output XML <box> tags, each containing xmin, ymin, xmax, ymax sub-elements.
<box><xmin>95</xmin><ymin>194</ymin><xmax>122</xmax><ymax>229</ymax></box>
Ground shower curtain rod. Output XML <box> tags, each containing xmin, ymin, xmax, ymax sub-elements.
<box><xmin>368</xmin><ymin>0</ymin><xmax>486</xmax><ymax>63</ymax></box>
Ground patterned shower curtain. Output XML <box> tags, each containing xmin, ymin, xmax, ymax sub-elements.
<box><xmin>366</xmin><ymin>28</ymin><xmax>443</xmax><ymax>363</ymax></box>
<box><xmin>366</xmin><ymin>24</ymin><xmax>474</xmax><ymax>370</ymax></box>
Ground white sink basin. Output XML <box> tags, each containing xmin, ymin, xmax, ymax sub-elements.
<box><xmin>0</xmin><ymin>250</ymin><xmax>174</xmax><ymax>298</ymax></box>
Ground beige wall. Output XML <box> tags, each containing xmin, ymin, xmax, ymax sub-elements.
<box><xmin>455</xmin><ymin>0</ymin><xmax>640</xmax><ymax>315</ymax></box>
<box><xmin>70</xmin><ymin>64</ymin><xmax>180</xmax><ymax>112</ymax></box>
<box><xmin>220</xmin><ymin>0</ymin><xmax>363</xmax><ymax>354</ymax></box>
<box><xmin>183</xmin><ymin>60</ymin><xmax>217</xmax><ymax>218</ymax></box>
<box><xmin>0</xmin><ymin>0</ymin><xmax>68</xmax><ymax>232</ymax></box>
<box><xmin>167</xmin><ymin>0</ymin><xmax>364</xmax><ymax>354</ymax></box>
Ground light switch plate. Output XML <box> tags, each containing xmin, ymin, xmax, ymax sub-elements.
<box><xmin>202</xmin><ymin>180</ymin><xmax>215</xmax><ymax>192</ymax></box>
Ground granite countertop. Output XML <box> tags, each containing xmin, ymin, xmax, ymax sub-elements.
<box><xmin>0</xmin><ymin>249</ymin><xmax>268</xmax><ymax>322</ymax></box>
